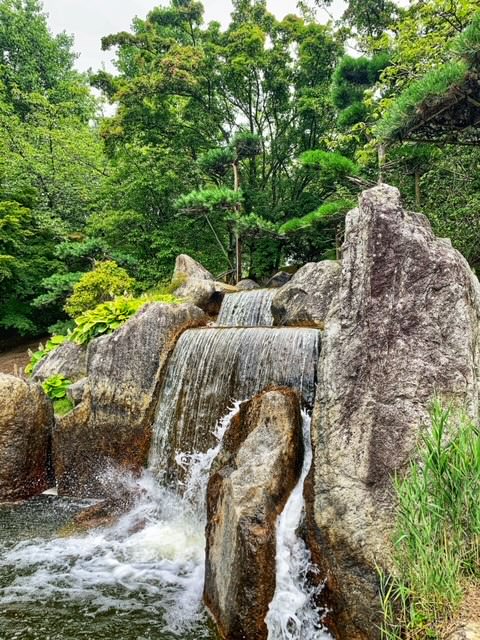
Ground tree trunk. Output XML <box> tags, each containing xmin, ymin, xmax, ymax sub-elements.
<box><xmin>235</xmin><ymin>230</ymin><xmax>242</xmax><ymax>283</ymax></box>
<box><xmin>378</xmin><ymin>144</ymin><xmax>386</xmax><ymax>184</ymax></box>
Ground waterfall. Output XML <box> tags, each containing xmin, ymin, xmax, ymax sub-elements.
<box><xmin>148</xmin><ymin>327</ymin><xmax>319</xmax><ymax>479</ymax></box>
<box><xmin>216</xmin><ymin>289</ymin><xmax>275</xmax><ymax>326</ymax></box>
<box><xmin>0</xmin><ymin>406</ymin><xmax>241</xmax><ymax>640</ymax></box>
<box><xmin>266</xmin><ymin>411</ymin><xmax>331</xmax><ymax>640</ymax></box>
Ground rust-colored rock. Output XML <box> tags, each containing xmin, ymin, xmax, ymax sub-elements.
<box><xmin>204</xmin><ymin>387</ymin><xmax>303</xmax><ymax>640</ymax></box>
<box><xmin>53</xmin><ymin>302</ymin><xmax>206</xmax><ymax>497</ymax></box>
<box><xmin>0</xmin><ymin>373</ymin><xmax>53</xmax><ymax>500</ymax></box>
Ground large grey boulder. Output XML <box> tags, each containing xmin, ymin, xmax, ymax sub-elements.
<box><xmin>272</xmin><ymin>261</ymin><xmax>341</xmax><ymax>327</ymax></box>
<box><xmin>0</xmin><ymin>374</ymin><xmax>53</xmax><ymax>500</ymax></box>
<box><xmin>53</xmin><ymin>302</ymin><xmax>206</xmax><ymax>497</ymax></box>
<box><xmin>266</xmin><ymin>271</ymin><xmax>291</xmax><ymax>288</ymax></box>
<box><xmin>204</xmin><ymin>387</ymin><xmax>303</xmax><ymax>640</ymax></box>
<box><xmin>236</xmin><ymin>278</ymin><xmax>260</xmax><ymax>291</ymax></box>
<box><xmin>308</xmin><ymin>185</ymin><xmax>480</xmax><ymax>639</ymax></box>
<box><xmin>172</xmin><ymin>254</ymin><xmax>236</xmax><ymax>314</ymax></box>
<box><xmin>173</xmin><ymin>253</ymin><xmax>214</xmax><ymax>282</ymax></box>
<box><xmin>32</xmin><ymin>341</ymin><xmax>86</xmax><ymax>383</ymax></box>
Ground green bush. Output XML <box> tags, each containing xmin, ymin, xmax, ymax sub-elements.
<box><xmin>64</xmin><ymin>260</ymin><xmax>137</xmax><ymax>318</ymax></box>
<box><xmin>69</xmin><ymin>293</ymin><xmax>180</xmax><ymax>345</ymax></box>
<box><xmin>380</xmin><ymin>401</ymin><xmax>480</xmax><ymax>639</ymax></box>
<box><xmin>51</xmin><ymin>397</ymin><xmax>75</xmax><ymax>416</ymax></box>
<box><xmin>25</xmin><ymin>335</ymin><xmax>69</xmax><ymax>376</ymax></box>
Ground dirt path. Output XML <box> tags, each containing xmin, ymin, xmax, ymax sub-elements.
<box><xmin>0</xmin><ymin>338</ymin><xmax>45</xmax><ymax>376</ymax></box>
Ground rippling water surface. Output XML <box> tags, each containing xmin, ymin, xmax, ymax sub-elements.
<box><xmin>0</xmin><ymin>475</ymin><xmax>218</xmax><ymax>640</ymax></box>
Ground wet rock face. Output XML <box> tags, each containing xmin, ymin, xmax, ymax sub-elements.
<box><xmin>172</xmin><ymin>254</ymin><xmax>236</xmax><ymax>314</ymax></box>
<box><xmin>272</xmin><ymin>261</ymin><xmax>341</xmax><ymax>327</ymax></box>
<box><xmin>309</xmin><ymin>185</ymin><xmax>480</xmax><ymax>639</ymax></box>
<box><xmin>204</xmin><ymin>387</ymin><xmax>303</xmax><ymax>640</ymax></box>
<box><xmin>53</xmin><ymin>302</ymin><xmax>206</xmax><ymax>497</ymax></box>
<box><xmin>32</xmin><ymin>341</ymin><xmax>86</xmax><ymax>384</ymax></box>
<box><xmin>0</xmin><ymin>374</ymin><xmax>53</xmax><ymax>500</ymax></box>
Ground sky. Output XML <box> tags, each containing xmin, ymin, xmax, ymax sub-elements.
<box><xmin>41</xmin><ymin>0</ymin><xmax>346</xmax><ymax>73</ymax></box>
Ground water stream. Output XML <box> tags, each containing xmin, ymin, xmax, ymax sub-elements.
<box><xmin>149</xmin><ymin>327</ymin><xmax>319</xmax><ymax>480</ymax></box>
<box><xmin>0</xmin><ymin>407</ymin><xmax>242</xmax><ymax>640</ymax></box>
<box><xmin>0</xmin><ymin>290</ymin><xmax>330</xmax><ymax>640</ymax></box>
<box><xmin>266</xmin><ymin>412</ymin><xmax>331</xmax><ymax>640</ymax></box>
<box><xmin>216</xmin><ymin>289</ymin><xmax>275</xmax><ymax>327</ymax></box>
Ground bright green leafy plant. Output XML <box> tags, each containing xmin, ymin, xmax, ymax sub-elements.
<box><xmin>42</xmin><ymin>374</ymin><xmax>74</xmax><ymax>416</ymax></box>
<box><xmin>42</xmin><ymin>374</ymin><xmax>72</xmax><ymax>400</ymax></box>
<box><xmin>69</xmin><ymin>293</ymin><xmax>180</xmax><ymax>345</ymax></box>
<box><xmin>25</xmin><ymin>335</ymin><xmax>69</xmax><ymax>376</ymax></box>
<box><xmin>64</xmin><ymin>261</ymin><xmax>137</xmax><ymax>318</ymax></box>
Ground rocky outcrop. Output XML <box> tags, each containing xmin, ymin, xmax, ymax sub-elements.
<box><xmin>236</xmin><ymin>278</ymin><xmax>260</xmax><ymax>291</ymax></box>
<box><xmin>0</xmin><ymin>374</ymin><xmax>53</xmax><ymax>500</ymax></box>
<box><xmin>32</xmin><ymin>341</ymin><xmax>86</xmax><ymax>383</ymax></box>
<box><xmin>272</xmin><ymin>260</ymin><xmax>341</xmax><ymax>327</ymax></box>
<box><xmin>204</xmin><ymin>387</ymin><xmax>303</xmax><ymax>640</ymax></box>
<box><xmin>266</xmin><ymin>271</ymin><xmax>291</xmax><ymax>288</ymax></box>
<box><xmin>173</xmin><ymin>254</ymin><xmax>236</xmax><ymax>314</ymax></box>
<box><xmin>54</xmin><ymin>302</ymin><xmax>206</xmax><ymax>497</ymax></box>
<box><xmin>309</xmin><ymin>185</ymin><xmax>480</xmax><ymax>639</ymax></box>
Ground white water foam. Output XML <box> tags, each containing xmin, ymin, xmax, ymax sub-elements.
<box><xmin>0</xmin><ymin>405</ymin><xmax>241</xmax><ymax>637</ymax></box>
<box><xmin>265</xmin><ymin>411</ymin><xmax>332</xmax><ymax>640</ymax></box>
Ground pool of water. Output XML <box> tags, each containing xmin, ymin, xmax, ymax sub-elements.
<box><xmin>0</xmin><ymin>476</ymin><xmax>218</xmax><ymax>640</ymax></box>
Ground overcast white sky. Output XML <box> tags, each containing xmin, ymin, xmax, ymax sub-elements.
<box><xmin>41</xmin><ymin>0</ymin><xmax>346</xmax><ymax>73</ymax></box>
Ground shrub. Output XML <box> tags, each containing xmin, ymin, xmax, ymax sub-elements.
<box><xmin>380</xmin><ymin>402</ymin><xmax>480</xmax><ymax>639</ymax></box>
<box><xmin>42</xmin><ymin>374</ymin><xmax>72</xmax><ymax>400</ymax></box>
<box><xmin>25</xmin><ymin>334</ymin><xmax>69</xmax><ymax>376</ymax></box>
<box><xmin>64</xmin><ymin>260</ymin><xmax>137</xmax><ymax>318</ymax></box>
<box><xmin>42</xmin><ymin>374</ymin><xmax>74</xmax><ymax>416</ymax></box>
<box><xmin>69</xmin><ymin>293</ymin><xmax>180</xmax><ymax>345</ymax></box>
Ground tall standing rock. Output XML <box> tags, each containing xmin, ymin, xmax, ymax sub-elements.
<box><xmin>309</xmin><ymin>185</ymin><xmax>480</xmax><ymax>639</ymax></box>
<box><xmin>0</xmin><ymin>374</ymin><xmax>53</xmax><ymax>500</ymax></box>
<box><xmin>205</xmin><ymin>387</ymin><xmax>303</xmax><ymax>640</ymax></box>
<box><xmin>53</xmin><ymin>302</ymin><xmax>206</xmax><ymax>496</ymax></box>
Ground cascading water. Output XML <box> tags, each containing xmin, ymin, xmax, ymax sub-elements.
<box><xmin>148</xmin><ymin>326</ymin><xmax>319</xmax><ymax>479</ymax></box>
<box><xmin>0</xmin><ymin>405</ymin><xmax>240</xmax><ymax>640</ymax></box>
<box><xmin>216</xmin><ymin>289</ymin><xmax>275</xmax><ymax>326</ymax></box>
<box><xmin>0</xmin><ymin>284</ymin><xmax>330</xmax><ymax>640</ymax></box>
<box><xmin>265</xmin><ymin>412</ymin><xmax>331</xmax><ymax>640</ymax></box>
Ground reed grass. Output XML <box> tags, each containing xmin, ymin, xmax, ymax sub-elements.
<box><xmin>380</xmin><ymin>401</ymin><xmax>480</xmax><ymax>639</ymax></box>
